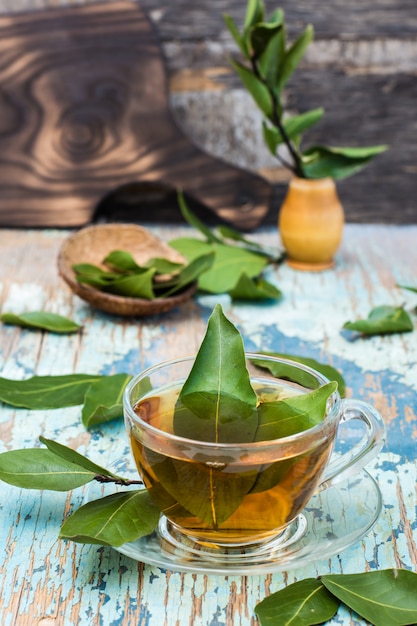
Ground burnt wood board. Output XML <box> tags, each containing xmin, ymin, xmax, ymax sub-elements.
<box><xmin>0</xmin><ymin>1</ymin><xmax>271</xmax><ymax>229</ymax></box>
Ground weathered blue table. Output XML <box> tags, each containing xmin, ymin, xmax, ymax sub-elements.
<box><xmin>0</xmin><ymin>224</ymin><xmax>416</xmax><ymax>625</ymax></box>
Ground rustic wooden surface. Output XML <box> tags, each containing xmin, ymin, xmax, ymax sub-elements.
<box><xmin>0</xmin><ymin>1</ymin><xmax>271</xmax><ymax>229</ymax></box>
<box><xmin>0</xmin><ymin>0</ymin><xmax>415</xmax><ymax>226</ymax></box>
<box><xmin>0</xmin><ymin>224</ymin><xmax>416</xmax><ymax>625</ymax></box>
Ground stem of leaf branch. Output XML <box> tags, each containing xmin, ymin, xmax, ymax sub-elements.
<box><xmin>250</xmin><ymin>57</ymin><xmax>305</xmax><ymax>178</ymax></box>
<box><xmin>94</xmin><ymin>474</ymin><xmax>143</xmax><ymax>486</ymax></box>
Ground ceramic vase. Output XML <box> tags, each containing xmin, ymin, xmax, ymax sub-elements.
<box><xmin>278</xmin><ymin>176</ymin><xmax>344</xmax><ymax>270</ymax></box>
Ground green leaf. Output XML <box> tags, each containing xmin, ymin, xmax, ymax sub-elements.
<box><xmin>175</xmin><ymin>304</ymin><xmax>258</xmax><ymax>443</ymax></box>
<box><xmin>0</xmin><ymin>373</ymin><xmax>102</xmax><ymax>409</ymax></box>
<box><xmin>258</xmin><ymin>16</ymin><xmax>286</xmax><ymax>92</ymax></box>
<box><xmin>177</xmin><ymin>190</ymin><xmax>221</xmax><ymax>243</ymax></box>
<box><xmin>255</xmin><ymin>381</ymin><xmax>337</xmax><ymax>441</ymax></box>
<box><xmin>230</xmin><ymin>59</ymin><xmax>272</xmax><ymax>117</ymax></box>
<box><xmin>170</xmin><ymin>238</ymin><xmax>268</xmax><ymax>294</ymax></box>
<box><xmin>279</xmin><ymin>24</ymin><xmax>314</xmax><ymax>90</ymax></box>
<box><xmin>249</xmin><ymin>20</ymin><xmax>283</xmax><ymax>59</ymax></box>
<box><xmin>101</xmin><ymin>268</ymin><xmax>156</xmax><ymax>299</ymax></box>
<box><xmin>39</xmin><ymin>436</ymin><xmax>121</xmax><ymax>479</ymax></box>
<box><xmin>254</xmin><ymin>352</ymin><xmax>346</xmax><ymax>397</ymax></box>
<box><xmin>397</xmin><ymin>284</ymin><xmax>417</xmax><ymax>294</ymax></box>
<box><xmin>343</xmin><ymin>305</ymin><xmax>414</xmax><ymax>336</ymax></box>
<box><xmin>0</xmin><ymin>448</ymin><xmax>96</xmax><ymax>490</ymax></box>
<box><xmin>1</xmin><ymin>311</ymin><xmax>80</xmax><ymax>334</ymax></box>
<box><xmin>144</xmin><ymin>257</ymin><xmax>184</xmax><ymax>275</ymax></box>
<box><xmin>81</xmin><ymin>373</ymin><xmax>133</xmax><ymax>428</ymax></box>
<box><xmin>223</xmin><ymin>13</ymin><xmax>249</xmax><ymax>58</ymax></box>
<box><xmin>255</xmin><ymin>578</ymin><xmax>339</xmax><ymax>626</ymax></box>
<box><xmin>216</xmin><ymin>224</ymin><xmax>282</xmax><ymax>261</ymax></box>
<box><xmin>244</xmin><ymin>0</ymin><xmax>264</xmax><ymax>32</ymax></box>
<box><xmin>158</xmin><ymin>252</ymin><xmax>215</xmax><ymax>297</ymax></box>
<box><xmin>302</xmin><ymin>144</ymin><xmax>387</xmax><ymax>180</ymax></box>
<box><xmin>60</xmin><ymin>490</ymin><xmax>160</xmax><ymax>546</ymax></box>
<box><xmin>228</xmin><ymin>272</ymin><xmax>282</xmax><ymax>301</ymax></box>
<box><xmin>321</xmin><ymin>569</ymin><xmax>417</xmax><ymax>626</ymax></box>
<box><xmin>103</xmin><ymin>250</ymin><xmax>142</xmax><ymax>273</ymax></box>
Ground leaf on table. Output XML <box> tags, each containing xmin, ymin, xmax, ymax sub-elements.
<box><xmin>175</xmin><ymin>303</ymin><xmax>258</xmax><ymax>443</ymax></box>
<box><xmin>253</xmin><ymin>352</ymin><xmax>346</xmax><ymax>397</ymax></box>
<box><xmin>0</xmin><ymin>373</ymin><xmax>102</xmax><ymax>409</ymax></box>
<box><xmin>255</xmin><ymin>381</ymin><xmax>337</xmax><ymax>441</ymax></box>
<box><xmin>343</xmin><ymin>305</ymin><xmax>414</xmax><ymax>336</ymax></box>
<box><xmin>228</xmin><ymin>272</ymin><xmax>282</xmax><ymax>300</ymax></box>
<box><xmin>59</xmin><ymin>490</ymin><xmax>160</xmax><ymax>546</ymax></box>
<box><xmin>215</xmin><ymin>224</ymin><xmax>283</xmax><ymax>262</ymax></box>
<box><xmin>1</xmin><ymin>311</ymin><xmax>80</xmax><ymax>333</ymax></box>
<box><xmin>255</xmin><ymin>578</ymin><xmax>339</xmax><ymax>626</ymax></box>
<box><xmin>321</xmin><ymin>569</ymin><xmax>417</xmax><ymax>626</ymax></box>
<box><xmin>39</xmin><ymin>436</ymin><xmax>122</xmax><ymax>479</ymax></box>
<box><xmin>170</xmin><ymin>239</ymin><xmax>268</xmax><ymax>294</ymax></box>
<box><xmin>81</xmin><ymin>373</ymin><xmax>133</xmax><ymax>428</ymax></box>
<box><xmin>397</xmin><ymin>284</ymin><xmax>417</xmax><ymax>294</ymax></box>
<box><xmin>0</xmin><ymin>448</ymin><xmax>97</xmax><ymax>490</ymax></box>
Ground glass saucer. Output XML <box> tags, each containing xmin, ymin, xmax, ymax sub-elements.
<box><xmin>84</xmin><ymin>456</ymin><xmax>382</xmax><ymax>575</ymax></box>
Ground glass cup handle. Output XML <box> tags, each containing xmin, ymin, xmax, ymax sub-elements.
<box><xmin>318</xmin><ymin>399</ymin><xmax>386</xmax><ymax>491</ymax></box>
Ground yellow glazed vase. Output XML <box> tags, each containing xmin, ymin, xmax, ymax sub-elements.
<box><xmin>278</xmin><ymin>176</ymin><xmax>344</xmax><ymax>271</ymax></box>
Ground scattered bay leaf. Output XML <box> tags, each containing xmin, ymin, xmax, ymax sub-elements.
<box><xmin>0</xmin><ymin>373</ymin><xmax>102</xmax><ymax>409</ymax></box>
<box><xmin>343</xmin><ymin>305</ymin><xmax>414</xmax><ymax>336</ymax></box>
<box><xmin>1</xmin><ymin>311</ymin><xmax>80</xmax><ymax>333</ymax></box>
<box><xmin>81</xmin><ymin>373</ymin><xmax>133</xmax><ymax>428</ymax></box>
<box><xmin>39</xmin><ymin>436</ymin><xmax>121</xmax><ymax>479</ymax></box>
<box><xmin>255</xmin><ymin>578</ymin><xmax>339</xmax><ymax>626</ymax></box>
<box><xmin>228</xmin><ymin>272</ymin><xmax>282</xmax><ymax>300</ymax></box>
<box><xmin>0</xmin><ymin>448</ymin><xmax>97</xmax><ymax>490</ymax></box>
<box><xmin>397</xmin><ymin>284</ymin><xmax>417</xmax><ymax>294</ymax></box>
<box><xmin>321</xmin><ymin>569</ymin><xmax>417</xmax><ymax>626</ymax></box>
<box><xmin>60</xmin><ymin>489</ymin><xmax>160</xmax><ymax>546</ymax></box>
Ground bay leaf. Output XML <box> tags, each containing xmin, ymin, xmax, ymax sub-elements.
<box><xmin>0</xmin><ymin>373</ymin><xmax>102</xmax><ymax>409</ymax></box>
<box><xmin>101</xmin><ymin>268</ymin><xmax>156</xmax><ymax>299</ymax></box>
<box><xmin>81</xmin><ymin>373</ymin><xmax>133</xmax><ymax>428</ymax></box>
<box><xmin>343</xmin><ymin>305</ymin><xmax>414</xmax><ymax>336</ymax></box>
<box><xmin>255</xmin><ymin>381</ymin><xmax>337</xmax><ymax>441</ymax></box>
<box><xmin>59</xmin><ymin>489</ymin><xmax>160</xmax><ymax>546</ymax></box>
<box><xmin>168</xmin><ymin>237</ymin><xmax>213</xmax><ymax>263</ymax></box>
<box><xmin>144</xmin><ymin>257</ymin><xmax>184</xmax><ymax>275</ymax></box>
<box><xmin>171</xmin><ymin>239</ymin><xmax>267</xmax><ymax>294</ymax></box>
<box><xmin>321</xmin><ymin>569</ymin><xmax>417</xmax><ymax>626</ymax></box>
<box><xmin>145</xmin><ymin>449</ymin><xmax>258</xmax><ymax>527</ymax></box>
<box><xmin>1</xmin><ymin>311</ymin><xmax>80</xmax><ymax>334</ymax></box>
<box><xmin>255</xmin><ymin>578</ymin><xmax>339</xmax><ymax>626</ymax></box>
<box><xmin>175</xmin><ymin>303</ymin><xmax>258</xmax><ymax>443</ymax></box>
<box><xmin>103</xmin><ymin>250</ymin><xmax>142</xmax><ymax>273</ymax></box>
<box><xmin>39</xmin><ymin>436</ymin><xmax>122</xmax><ymax>479</ymax></box>
<box><xmin>216</xmin><ymin>224</ymin><xmax>283</xmax><ymax>261</ymax></box>
<box><xmin>0</xmin><ymin>448</ymin><xmax>96</xmax><ymax>490</ymax></box>
<box><xmin>157</xmin><ymin>252</ymin><xmax>215</xmax><ymax>297</ymax></box>
<box><xmin>397</xmin><ymin>284</ymin><xmax>417</xmax><ymax>294</ymax></box>
<box><xmin>177</xmin><ymin>189</ymin><xmax>222</xmax><ymax>243</ymax></box>
<box><xmin>228</xmin><ymin>272</ymin><xmax>282</xmax><ymax>300</ymax></box>
<box><xmin>254</xmin><ymin>352</ymin><xmax>346</xmax><ymax>397</ymax></box>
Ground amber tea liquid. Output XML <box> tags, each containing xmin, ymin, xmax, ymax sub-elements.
<box><xmin>129</xmin><ymin>380</ymin><xmax>334</xmax><ymax>545</ymax></box>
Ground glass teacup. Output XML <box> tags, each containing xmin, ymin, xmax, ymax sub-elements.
<box><xmin>123</xmin><ymin>353</ymin><xmax>385</xmax><ymax>556</ymax></box>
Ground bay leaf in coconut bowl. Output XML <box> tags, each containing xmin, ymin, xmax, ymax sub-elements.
<box><xmin>57</xmin><ymin>224</ymin><xmax>198</xmax><ymax>316</ymax></box>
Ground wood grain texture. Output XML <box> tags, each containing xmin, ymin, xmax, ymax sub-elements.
<box><xmin>0</xmin><ymin>1</ymin><xmax>271</xmax><ymax>229</ymax></box>
<box><xmin>0</xmin><ymin>225</ymin><xmax>416</xmax><ymax>625</ymax></box>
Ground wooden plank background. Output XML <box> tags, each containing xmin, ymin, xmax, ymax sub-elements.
<box><xmin>0</xmin><ymin>0</ymin><xmax>415</xmax><ymax>225</ymax></box>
